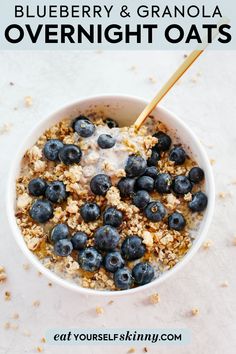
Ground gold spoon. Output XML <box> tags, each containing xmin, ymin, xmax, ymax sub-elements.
<box><xmin>133</xmin><ymin>18</ymin><xmax>229</xmax><ymax>131</ymax></box>
<box><xmin>133</xmin><ymin>49</ymin><xmax>203</xmax><ymax>131</ymax></box>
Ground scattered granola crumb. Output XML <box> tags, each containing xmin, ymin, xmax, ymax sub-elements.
<box><xmin>218</xmin><ymin>192</ymin><xmax>226</xmax><ymax>199</ymax></box>
<box><xmin>202</xmin><ymin>240</ymin><xmax>213</xmax><ymax>250</ymax></box>
<box><xmin>130</xmin><ymin>65</ymin><xmax>137</xmax><ymax>71</ymax></box>
<box><xmin>4</xmin><ymin>322</ymin><xmax>10</xmax><ymax>330</ymax></box>
<box><xmin>4</xmin><ymin>322</ymin><xmax>19</xmax><ymax>330</ymax></box>
<box><xmin>33</xmin><ymin>300</ymin><xmax>40</xmax><ymax>307</ymax></box>
<box><xmin>48</xmin><ymin>282</ymin><xmax>52</xmax><ymax>287</ymax></box>
<box><xmin>210</xmin><ymin>159</ymin><xmax>216</xmax><ymax>165</ymax></box>
<box><xmin>128</xmin><ymin>348</ymin><xmax>136</xmax><ymax>354</ymax></box>
<box><xmin>184</xmin><ymin>192</ymin><xmax>192</xmax><ymax>202</ymax></box>
<box><xmin>23</xmin><ymin>263</ymin><xmax>30</xmax><ymax>271</ymax></box>
<box><xmin>96</xmin><ymin>306</ymin><xmax>104</xmax><ymax>315</ymax></box>
<box><xmin>34</xmin><ymin>160</ymin><xmax>46</xmax><ymax>173</ymax></box>
<box><xmin>5</xmin><ymin>291</ymin><xmax>11</xmax><ymax>301</ymax></box>
<box><xmin>149</xmin><ymin>293</ymin><xmax>160</xmax><ymax>304</ymax></box>
<box><xmin>0</xmin><ymin>268</ymin><xmax>7</xmax><ymax>282</ymax></box>
<box><xmin>190</xmin><ymin>77</ymin><xmax>197</xmax><ymax>84</ymax></box>
<box><xmin>11</xmin><ymin>323</ymin><xmax>19</xmax><ymax>330</ymax></box>
<box><xmin>41</xmin><ymin>337</ymin><xmax>46</xmax><ymax>343</ymax></box>
<box><xmin>17</xmin><ymin>193</ymin><xmax>32</xmax><ymax>209</ymax></box>
<box><xmin>184</xmin><ymin>54</ymin><xmax>188</xmax><ymax>58</ymax></box>
<box><xmin>232</xmin><ymin>237</ymin><xmax>236</xmax><ymax>246</ymax></box>
<box><xmin>143</xmin><ymin>348</ymin><xmax>148</xmax><ymax>353</ymax></box>
<box><xmin>148</xmin><ymin>77</ymin><xmax>157</xmax><ymax>84</ymax></box>
<box><xmin>108</xmin><ymin>300</ymin><xmax>114</xmax><ymax>305</ymax></box>
<box><xmin>22</xmin><ymin>329</ymin><xmax>31</xmax><ymax>337</ymax></box>
<box><xmin>0</xmin><ymin>123</ymin><xmax>12</xmax><ymax>135</ymax></box>
<box><xmin>221</xmin><ymin>280</ymin><xmax>229</xmax><ymax>288</ymax></box>
<box><xmin>36</xmin><ymin>346</ymin><xmax>43</xmax><ymax>353</ymax></box>
<box><xmin>24</xmin><ymin>96</ymin><xmax>33</xmax><ymax>107</ymax></box>
<box><xmin>191</xmin><ymin>307</ymin><xmax>200</xmax><ymax>316</ymax></box>
<box><xmin>143</xmin><ymin>231</ymin><xmax>153</xmax><ymax>247</ymax></box>
<box><xmin>12</xmin><ymin>313</ymin><xmax>19</xmax><ymax>320</ymax></box>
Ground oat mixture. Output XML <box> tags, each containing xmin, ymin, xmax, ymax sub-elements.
<box><xmin>15</xmin><ymin>112</ymin><xmax>207</xmax><ymax>291</ymax></box>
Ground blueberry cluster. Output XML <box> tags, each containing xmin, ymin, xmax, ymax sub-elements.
<box><xmin>29</xmin><ymin>178</ymin><xmax>67</xmax><ymax>223</ymax></box>
<box><xmin>28</xmin><ymin>115</ymin><xmax>118</xmax><ymax>225</ymax></box>
<box><xmin>73</xmin><ymin>115</ymin><xmax>118</xmax><ymax>149</ymax></box>
<box><xmin>50</xmin><ymin>224</ymin><xmax>88</xmax><ymax>257</ymax></box>
<box><xmin>78</xmin><ymin>201</ymin><xmax>155</xmax><ymax>289</ymax></box>
<box><xmin>44</xmin><ymin>115</ymin><xmax>118</xmax><ymax>165</ymax></box>
<box><xmin>117</xmin><ymin>131</ymin><xmax>208</xmax><ymax>232</ymax></box>
<box><xmin>43</xmin><ymin>139</ymin><xmax>82</xmax><ymax>165</ymax></box>
<box><xmin>45</xmin><ymin>203</ymin><xmax>154</xmax><ymax>290</ymax></box>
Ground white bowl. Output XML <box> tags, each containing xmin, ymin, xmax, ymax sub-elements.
<box><xmin>6</xmin><ymin>94</ymin><xmax>215</xmax><ymax>296</ymax></box>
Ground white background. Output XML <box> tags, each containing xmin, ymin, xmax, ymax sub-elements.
<box><xmin>0</xmin><ymin>50</ymin><xmax>236</xmax><ymax>354</ymax></box>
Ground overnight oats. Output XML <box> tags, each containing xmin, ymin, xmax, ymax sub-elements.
<box><xmin>15</xmin><ymin>113</ymin><xmax>208</xmax><ymax>291</ymax></box>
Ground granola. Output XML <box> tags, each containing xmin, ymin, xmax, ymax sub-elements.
<box><xmin>15</xmin><ymin>113</ymin><xmax>207</xmax><ymax>291</ymax></box>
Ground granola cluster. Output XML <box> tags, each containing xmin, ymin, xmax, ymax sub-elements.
<box><xmin>15</xmin><ymin>113</ymin><xmax>205</xmax><ymax>291</ymax></box>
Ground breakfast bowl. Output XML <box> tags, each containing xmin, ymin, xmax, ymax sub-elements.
<box><xmin>6</xmin><ymin>94</ymin><xmax>215</xmax><ymax>296</ymax></box>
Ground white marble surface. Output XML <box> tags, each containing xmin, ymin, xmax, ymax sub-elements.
<box><xmin>0</xmin><ymin>50</ymin><xmax>236</xmax><ymax>354</ymax></box>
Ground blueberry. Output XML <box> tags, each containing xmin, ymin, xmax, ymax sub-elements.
<box><xmin>147</xmin><ymin>149</ymin><xmax>160</xmax><ymax>166</ymax></box>
<box><xmin>169</xmin><ymin>146</ymin><xmax>186</xmax><ymax>165</ymax></box>
<box><xmin>71</xmin><ymin>232</ymin><xmax>88</xmax><ymax>250</ymax></box>
<box><xmin>189</xmin><ymin>192</ymin><xmax>208</xmax><ymax>212</ymax></box>
<box><xmin>125</xmin><ymin>155</ymin><xmax>147</xmax><ymax>177</ymax></box>
<box><xmin>168</xmin><ymin>212</ymin><xmax>186</xmax><ymax>231</ymax></box>
<box><xmin>28</xmin><ymin>178</ymin><xmax>47</xmax><ymax>197</ymax></box>
<box><xmin>54</xmin><ymin>239</ymin><xmax>73</xmax><ymax>257</ymax></box>
<box><xmin>80</xmin><ymin>202</ymin><xmax>101</xmax><ymax>222</ymax></box>
<box><xmin>97</xmin><ymin>134</ymin><xmax>116</xmax><ymax>149</ymax></box>
<box><xmin>155</xmin><ymin>173</ymin><xmax>172</xmax><ymax>194</ymax></box>
<box><xmin>78</xmin><ymin>247</ymin><xmax>102</xmax><ymax>272</ymax></box>
<box><xmin>58</xmin><ymin>144</ymin><xmax>82</xmax><ymax>165</ymax></box>
<box><xmin>153</xmin><ymin>131</ymin><xmax>172</xmax><ymax>151</ymax></box>
<box><xmin>114</xmin><ymin>268</ymin><xmax>133</xmax><ymax>290</ymax></box>
<box><xmin>135</xmin><ymin>176</ymin><xmax>154</xmax><ymax>192</ymax></box>
<box><xmin>104</xmin><ymin>118</ymin><xmax>119</xmax><ymax>129</ymax></box>
<box><xmin>90</xmin><ymin>174</ymin><xmax>112</xmax><ymax>196</ymax></box>
<box><xmin>144</xmin><ymin>201</ymin><xmax>166</xmax><ymax>222</ymax></box>
<box><xmin>72</xmin><ymin>115</ymin><xmax>90</xmax><ymax>130</ymax></box>
<box><xmin>188</xmin><ymin>167</ymin><xmax>205</xmax><ymax>183</ymax></box>
<box><xmin>29</xmin><ymin>199</ymin><xmax>53</xmax><ymax>223</ymax></box>
<box><xmin>144</xmin><ymin>166</ymin><xmax>159</xmax><ymax>179</ymax></box>
<box><xmin>132</xmin><ymin>190</ymin><xmax>150</xmax><ymax>209</ymax></box>
<box><xmin>103</xmin><ymin>207</ymin><xmax>123</xmax><ymax>228</ymax></box>
<box><xmin>45</xmin><ymin>181</ymin><xmax>67</xmax><ymax>203</ymax></box>
<box><xmin>43</xmin><ymin>139</ymin><xmax>64</xmax><ymax>161</ymax></box>
<box><xmin>94</xmin><ymin>226</ymin><xmax>120</xmax><ymax>251</ymax></box>
<box><xmin>104</xmin><ymin>251</ymin><xmax>125</xmax><ymax>273</ymax></box>
<box><xmin>132</xmin><ymin>262</ymin><xmax>155</xmax><ymax>285</ymax></box>
<box><xmin>74</xmin><ymin>118</ymin><xmax>95</xmax><ymax>137</ymax></box>
<box><xmin>121</xmin><ymin>235</ymin><xmax>146</xmax><ymax>261</ymax></box>
<box><xmin>117</xmin><ymin>177</ymin><xmax>135</xmax><ymax>197</ymax></box>
<box><xmin>172</xmin><ymin>176</ymin><xmax>192</xmax><ymax>195</ymax></box>
<box><xmin>50</xmin><ymin>224</ymin><xmax>70</xmax><ymax>243</ymax></box>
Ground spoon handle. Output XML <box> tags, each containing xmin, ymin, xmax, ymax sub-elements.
<box><xmin>134</xmin><ymin>50</ymin><xmax>203</xmax><ymax>131</ymax></box>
